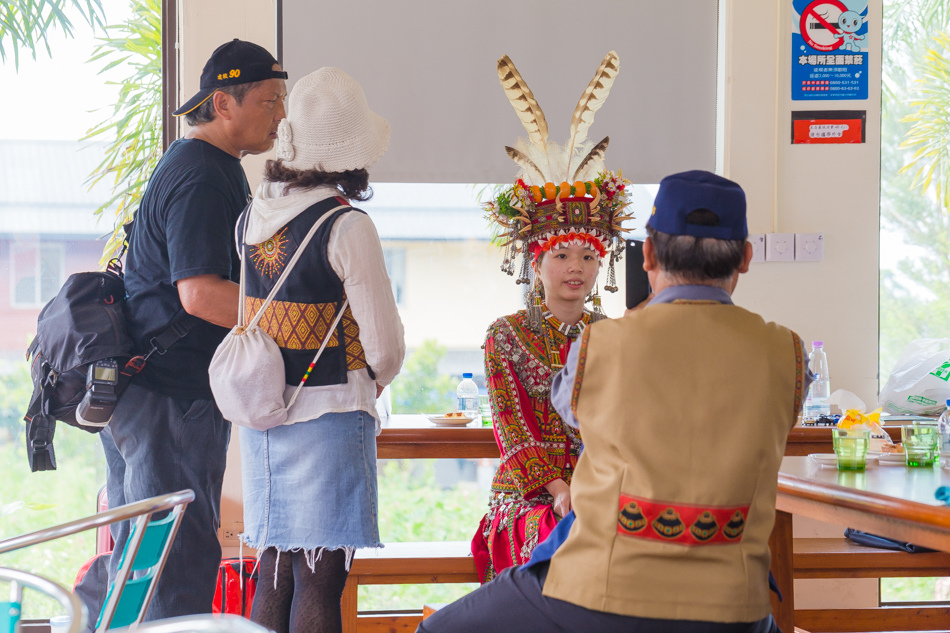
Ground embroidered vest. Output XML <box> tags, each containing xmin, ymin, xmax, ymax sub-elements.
<box><xmin>241</xmin><ymin>196</ymin><xmax>371</xmax><ymax>387</ymax></box>
<box><xmin>543</xmin><ymin>303</ymin><xmax>805</xmax><ymax>623</ymax></box>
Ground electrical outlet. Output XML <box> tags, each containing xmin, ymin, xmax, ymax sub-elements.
<box><xmin>749</xmin><ymin>234</ymin><xmax>765</xmax><ymax>263</ymax></box>
<box><xmin>219</xmin><ymin>521</ymin><xmax>243</xmax><ymax>545</ymax></box>
<box><xmin>795</xmin><ymin>233</ymin><xmax>824</xmax><ymax>261</ymax></box>
<box><xmin>765</xmin><ymin>233</ymin><xmax>795</xmax><ymax>262</ymax></box>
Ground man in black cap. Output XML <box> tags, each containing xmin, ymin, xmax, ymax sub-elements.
<box><xmin>96</xmin><ymin>39</ymin><xmax>287</xmax><ymax>622</ymax></box>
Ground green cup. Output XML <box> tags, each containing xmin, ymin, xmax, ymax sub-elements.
<box><xmin>479</xmin><ymin>394</ymin><xmax>492</xmax><ymax>427</ymax></box>
<box><xmin>832</xmin><ymin>428</ymin><xmax>870</xmax><ymax>471</ymax></box>
<box><xmin>902</xmin><ymin>424</ymin><xmax>938</xmax><ymax>467</ymax></box>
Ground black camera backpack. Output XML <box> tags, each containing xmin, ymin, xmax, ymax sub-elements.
<box><xmin>24</xmin><ymin>251</ymin><xmax>197</xmax><ymax>472</ymax></box>
<box><xmin>24</xmin><ymin>261</ymin><xmax>133</xmax><ymax>471</ymax></box>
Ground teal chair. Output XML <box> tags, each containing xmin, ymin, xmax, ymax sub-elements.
<box><xmin>0</xmin><ymin>567</ymin><xmax>86</xmax><ymax>633</ymax></box>
<box><xmin>0</xmin><ymin>490</ymin><xmax>194</xmax><ymax>633</ymax></box>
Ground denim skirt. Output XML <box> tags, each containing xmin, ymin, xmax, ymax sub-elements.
<box><xmin>239</xmin><ymin>410</ymin><xmax>381</xmax><ymax>552</ymax></box>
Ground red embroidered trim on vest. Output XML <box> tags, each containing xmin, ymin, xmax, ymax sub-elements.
<box><xmin>570</xmin><ymin>327</ymin><xmax>592</xmax><ymax>420</ymax></box>
<box><xmin>617</xmin><ymin>493</ymin><xmax>749</xmax><ymax>546</ymax></box>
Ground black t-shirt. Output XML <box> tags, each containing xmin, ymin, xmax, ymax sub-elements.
<box><xmin>124</xmin><ymin>138</ymin><xmax>250</xmax><ymax>399</ymax></box>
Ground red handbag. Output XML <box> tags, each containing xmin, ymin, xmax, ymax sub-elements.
<box><xmin>212</xmin><ymin>558</ymin><xmax>258</xmax><ymax>617</ymax></box>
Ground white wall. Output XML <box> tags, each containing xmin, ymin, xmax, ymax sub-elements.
<box><xmin>725</xmin><ymin>0</ymin><xmax>881</xmax><ymax>408</ymax></box>
<box><xmin>721</xmin><ymin>0</ymin><xmax>882</xmax><ymax>611</ymax></box>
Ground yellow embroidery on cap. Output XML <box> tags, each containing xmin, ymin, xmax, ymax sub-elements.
<box><xmin>217</xmin><ymin>69</ymin><xmax>241</xmax><ymax>81</ymax></box>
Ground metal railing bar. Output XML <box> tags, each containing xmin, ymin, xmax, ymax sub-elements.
<box><xmin>0</xmin><ymin>491</ymin><xmax>195</xmax><ymax>555</ymax></box>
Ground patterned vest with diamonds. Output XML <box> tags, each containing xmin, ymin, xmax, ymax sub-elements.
<box><xmin>542</xmin><ymin>303</ymin><xmax>805</xmax><ymax>623</ymax></box>
<box><xmin>240</xmin><ymin>196</ymin><xmax>371</xmax><ymax>387</ymax></box>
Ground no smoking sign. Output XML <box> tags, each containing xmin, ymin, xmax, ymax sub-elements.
<box><xmin>800</xmin><ymin>0</ymin><xmax>847</xmax><ymax>52</ymax></box>
<box><xmin>792</xmin><ymin>0</ymin><xmax>868</xmax><ymax>101</ymax></box>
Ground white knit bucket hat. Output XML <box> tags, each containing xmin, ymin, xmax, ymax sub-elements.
<box><xmin>276</xmin><ymin>67</ymin><xmax>390</xmax><ymax>172</ymax></box>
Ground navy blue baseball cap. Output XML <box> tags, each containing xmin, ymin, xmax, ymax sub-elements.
<box><xmin>173</xmin><ymin>39</ymin><xmax>288</xmax><ymax>117</ymax></box>
<box><xmin>647</xmin><ymin>170</ymin><xmax>748</xmax><ymax>240</ymax></box>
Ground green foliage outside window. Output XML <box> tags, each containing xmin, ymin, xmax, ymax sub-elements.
<box><xmin>880</xmin><ymin>0</ymin><xmax>950</xmax><ymax>604</ymax></box>
<box><xmin>0</xmin><ymin>0</ymin><xmax>104</xmax><ymax>68</ymax></box>
<box><xmin>361</xmin><ymin>459</ymin><xmax>488</xmax><ymax>611</ymax></box>
<box><xmin>0</xmin><ymin>423</ymin><xmax>106</xmax><ymax>618</ymax></box>
<box><xmin>390</xmin><ymin>340</ymin><xmax>457</xmax><ymax>414</ymax></box>
<box><xmin>83</xmin><ymin>0</ymin><xmax>162</xmax><ymax>265</ymax></box>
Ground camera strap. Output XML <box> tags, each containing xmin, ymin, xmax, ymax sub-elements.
<box><xmin>118</xmin><ymin>313</ymin><xmax>200</xmax><ymax>393</ymax></box>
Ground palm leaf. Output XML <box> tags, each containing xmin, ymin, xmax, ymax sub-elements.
<box><xmin>0</xmin><ymin>0</ymin><xmax>105</xmax><ymax>69</ymax></box>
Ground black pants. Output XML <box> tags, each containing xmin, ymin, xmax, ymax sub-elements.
<box><xmin>417</xmin><ymin>562</ymin><xmax>781</xmax><ymax>633</ymax></box>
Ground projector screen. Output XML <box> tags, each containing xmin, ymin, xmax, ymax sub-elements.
<box><xmin>279</xmin><ymin>0</ymin><xmax>719</xmax><ymax>184</ymax></box>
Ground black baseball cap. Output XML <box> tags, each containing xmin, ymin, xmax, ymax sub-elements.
<box><xmin>173</xmin><ymin>39</ymin><xmax>288</xmax><ymax>117</ymax></box>
<box><xmin>647</xmin><ymin>170</ymin><xmax>748</xmax><ymax>241</ymax></box>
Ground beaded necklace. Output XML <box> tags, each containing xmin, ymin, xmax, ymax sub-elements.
<box><xmin>541</xmin><ymin>307</ymin><xmax>588</xmax><ymax>370</ymax></box>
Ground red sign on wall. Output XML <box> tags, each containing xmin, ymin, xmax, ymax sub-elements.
<box><xmin>791</xmin><ymin>110</ymin><xmax>865</xmax><ymax>144</ymax></box>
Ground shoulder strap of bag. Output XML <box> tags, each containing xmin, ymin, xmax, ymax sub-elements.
<box><xmin>240</xmin><ymin>204</ymin><xmax>350</xmax><ymax>329</ymax></box>
<box><xmin>285</xmin><ymin>297</ymin><xmax>350</xmax><ymax>410</ymax></box>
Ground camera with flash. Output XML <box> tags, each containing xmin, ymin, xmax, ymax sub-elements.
<box><xmin>76</xmin><ymin>359</ymin><xmax>119</xmax><ymax>427</ymax></box>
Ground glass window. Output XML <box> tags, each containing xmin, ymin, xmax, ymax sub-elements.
<box><xmin>0</xmin><ymin>0</ymin><xmax>133</xmax><ymax>617</ymax></box>
<box><xmin>10</xmin><ymin>242</ymin><xmax>64</xmax><ymax>308</ymax></box>
<box><xmin>879</xmin><ymin>0</ymin><xmax>950</xmax><ymax>606</ymax></box>
<box><xmin>383</xmin><ymin>247</ymin><xmax>406</xmax><ymax>305</ymax></box>
<box><xmin>365</xmin><ymin>181</ymin><xmax>656</xmax><ymax>410</ymax></box>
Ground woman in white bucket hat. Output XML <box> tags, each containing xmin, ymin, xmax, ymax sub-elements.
<box><xmin>236</xmin><ymin>67</ymin><xmax>405</xmax><ymax>633</ymax></box>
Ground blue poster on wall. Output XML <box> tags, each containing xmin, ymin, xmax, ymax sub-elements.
<box><xmin>792</xmin><ymin>0</ymin><xmax>868</xmax><ymax>100</ymax></box>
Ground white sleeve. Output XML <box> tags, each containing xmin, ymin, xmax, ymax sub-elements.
<box><xmin>327</xmin><ymin>211</ymin><xmax>406</xmax><ymax>386</ymax></box>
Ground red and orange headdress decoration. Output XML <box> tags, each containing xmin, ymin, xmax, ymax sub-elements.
<box><xmin>484</xmin><ymin>51</ymin><xmax>633</xmax><ymax>293</ymax></box>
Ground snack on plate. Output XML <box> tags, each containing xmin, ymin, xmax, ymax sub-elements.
<box><xmin>444</xmin><ymin>412</ymin><xmax>469</xmax><ymax>418</ymax></box>
<box><xmin>879</xmin><ymin>442</ymin><xmax>904</xmax><ymax>454</ymax></box>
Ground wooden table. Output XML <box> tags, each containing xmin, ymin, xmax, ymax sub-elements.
<box><xmin>770</xmin><ymin>456</ymin><xmax>950</xmax><ymax>633</ymax></box>
<box><xmin>376</xmin><ymin>419</ymin><xmax>904</xmax><ymax>459</ymax></box>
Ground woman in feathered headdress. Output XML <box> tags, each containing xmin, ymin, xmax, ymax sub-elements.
<box><xmin>472</xmin><ymin>51</ymin><xmax>633</xmax><ymax>582</ymax></box>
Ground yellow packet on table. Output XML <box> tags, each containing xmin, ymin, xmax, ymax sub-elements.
<box><xmin>838</xmin><ymin>408</ymin><xmax>893</xmax><ymax>451</ymax></box>
<box><xmin>838</xmin><ymin>408</ymin><xmax>880</xmax><ymax>429</ymax></box>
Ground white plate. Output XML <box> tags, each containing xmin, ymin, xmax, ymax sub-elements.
<box><xmin>877</xmin><ymin>452</ymin><xmax>907</xmax><ymax>465</ymax></box>
<box><xmin>809</xmin><ymin>453</ymin><xmax>878</xmax><ymax>468</ymax></box>
<box><xmin>425</xmin><ymin>414</ymin><xmax>474</xmax><ymax>427</ymax></box>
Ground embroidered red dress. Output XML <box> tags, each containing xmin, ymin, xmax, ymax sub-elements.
<box><xmin>471</xmin><ymin>307</ymin><xmax>594</xmax><ymax>583</ymax></box>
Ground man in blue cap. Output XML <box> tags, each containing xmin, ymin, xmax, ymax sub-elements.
<box><xmin>92</xmin><ymin>39</ymin><xmax>288</xmax><ymax>625</ymax></box>
<box><xmin>419</xmin><ymin>170</ymin><xmax>809</xmax><ymax>633</ymax></box>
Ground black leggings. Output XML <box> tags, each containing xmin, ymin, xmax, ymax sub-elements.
<box><xmin>250</xmin><ymin>547</ymin><xmax>349</xmax><ymax>633</ymax></box>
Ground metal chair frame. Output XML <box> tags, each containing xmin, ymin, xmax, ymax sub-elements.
<box><xmin>0</xmin><ymin>567</ymin><xmax>87</xmax><ymax>633</ymax></box>
<box><xmin>111</xmin><ymin>614</ymin><xmax>271</xmax><ymax>633</ymax></box>
<box><xmin>0</xmin><ymin>490</ymin><xmax>195</xmax><ymax>632</ymax></box>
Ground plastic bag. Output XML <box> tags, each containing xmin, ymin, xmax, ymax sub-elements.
<box><xmin>879</xmin><ymin>338</ymin><xmax>950</xmax><ymax>416</ymax></box>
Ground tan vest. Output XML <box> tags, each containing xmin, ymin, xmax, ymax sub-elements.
<box><xmin>543</xmin><ymin>302</ymin><xmax>805</xmax><ymax>623</ymax></box>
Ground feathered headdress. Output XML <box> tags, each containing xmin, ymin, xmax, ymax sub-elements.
<box><xmin>485</xmin><ymin>51</ymin><xmax>633</xmax><ymax>297</ymax></box>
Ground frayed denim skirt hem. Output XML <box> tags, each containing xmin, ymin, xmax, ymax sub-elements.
<box><xmin>239</xmin><ymin>409</ymin><xmax>381</xmax><ymax>551</ymax></box>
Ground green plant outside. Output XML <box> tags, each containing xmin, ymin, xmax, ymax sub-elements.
<box><xmin>360</xmin><ymin>459</ymin><xmax>487</xmax><ymax>611</ymax></box>
<box><xmin>0</xmin><ymin>0</ymin><xmax>104</xmax><ymax>69</ymax></box>
<box><xmin>0</xmin><ymin>419</ymin><xmax>106</xmax><ymax>618</ymax></box>
<box><xmin>878</xmin><ymin>0</ymin><xmax>950</xmax><ymax>604</ymax></box>
<box><xmin>390</xmin><ymin>340</ymin><xmax>457</xmax><ymax>415</ymax></box>
<box><xmin>82</xmin><ymin>0</ymin><xmax>162</xmax><ymax>266</ymax></box>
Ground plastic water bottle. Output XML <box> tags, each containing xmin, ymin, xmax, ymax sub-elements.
<box><xmin>938</xmin><ymin>400</ymin><xmax>950</xmax><ymax>465</ymax></box>
<box><xmin>803</xmin><ymin>341</ymin><xmax>831</xmax><ymax>421</ymax></box>
<box><xmin>457</xmin><ymin>373</ymin><xmax>480</xmax><ymax>423</ymax></box>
